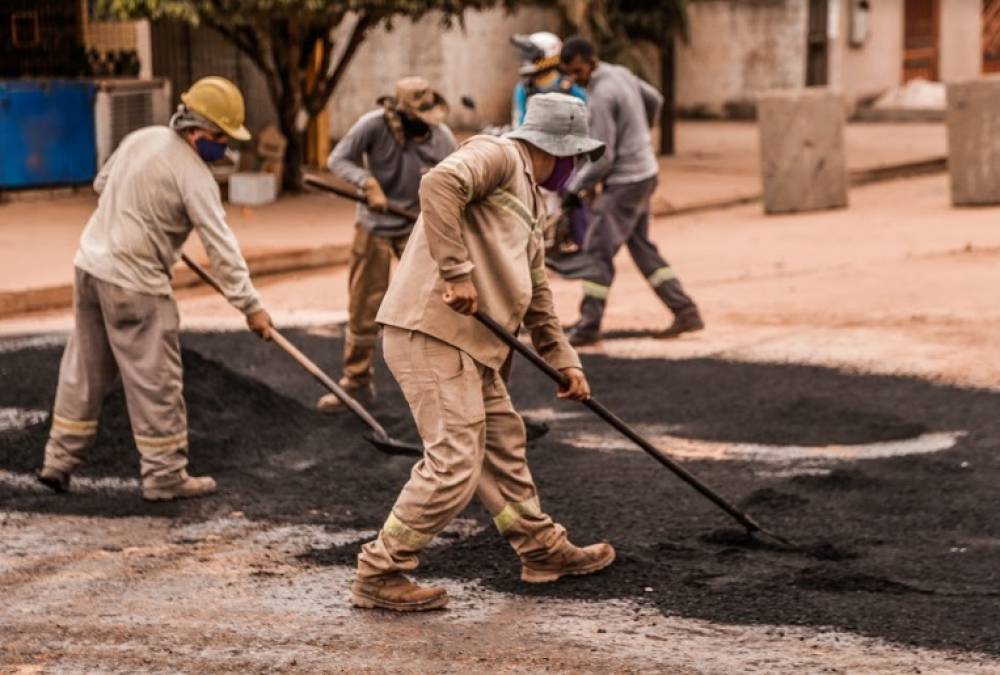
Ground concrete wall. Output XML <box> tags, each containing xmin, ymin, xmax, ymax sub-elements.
<box><xmin>940</xmin><ymin>0</ymin><xmax>983</xmax><ymax>82</ymax></box>
<box><xmin>328</xmin><ymin>7</ymin><xmax>560</xmax><ymax>137</ymax></box>
<box><xmin>834</xmin><ymin>0</ymin><xmax>904</xmax><ymax>110</ymax></box>
<box><xmin>676</xmin><ymin>0</ymin><xmax>985</xmax><ymax>118</ymax></box>
<box><xmin>675</xmin><ymin>0</ymin><xmax>808</xmax><ymax>117</ymax></box>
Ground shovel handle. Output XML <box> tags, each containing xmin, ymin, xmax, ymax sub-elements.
<box><xmin>180</xmin><ymin>253</ymin><xmax>390</xmax><ymax>440</ymax></box>
<box><xmin>473</xmin><ymin>311</ymin><xmax>767</xmax><ymax>535</ymax></box>
<box><xmin>303</xmin><ymin>174</ymin><xmax>419</xmax><ymax>222</ymax></box>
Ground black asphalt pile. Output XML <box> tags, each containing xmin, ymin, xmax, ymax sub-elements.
<box><xmin>2</xmin><ymin>330</ymin><xmax>999</xmax><ymax>654</ymax></box>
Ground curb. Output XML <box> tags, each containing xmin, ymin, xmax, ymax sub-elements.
<box><xmin>652</xmin><ymin>155</ymin><xmax>947</xmax><ymax>218</ymax></box>
<box><xmin>0</xmin><ymin>243</ymin><xmax>351</xmax><ymax>319</ymax></box>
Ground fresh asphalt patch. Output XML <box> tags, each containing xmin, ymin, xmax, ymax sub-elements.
<box><xmin>1</xmin><ymin>330</ymin><xmax>998</xmax><ymax>655</ymax></box>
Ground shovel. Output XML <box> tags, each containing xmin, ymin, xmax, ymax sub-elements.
<box><xmin>473</xmin><ymin>310</ymin><xmax>791</xmax><ymax>547</ymax></box>
<box><xmin>303</xmin><ymin>174</ymin><xmax>419</xmax><ymax>221</ymax></box>
<box><xmin>180</xmin><ymin>253</ymin><xmax>422</xmax><ymax>458</ymax></box>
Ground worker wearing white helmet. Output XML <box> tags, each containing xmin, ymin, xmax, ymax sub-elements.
<box><xmin>510</xmin><ymin>32</ymin><xmax>587</xmax><ymax>128</ymax></box>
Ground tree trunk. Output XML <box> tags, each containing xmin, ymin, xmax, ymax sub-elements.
<box><xmin>280</xmin><ymin>111</ymin><xmax>306</xmax><ymax>191</ymax></box>
<box><xmin>659</xmin><ymin>34</ymin><xmax>676</xmax><ymax>156</ymax></box>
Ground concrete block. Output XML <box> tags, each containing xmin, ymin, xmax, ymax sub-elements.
<box><xmin>757</xmin><ymin>88</ymin><xmax>848</xmax><ymax>214</ymax></box>
<box><xmin>946</xmin><ymin>77</ymin><xmax>1000</xmax><ymax>205</ymax></box>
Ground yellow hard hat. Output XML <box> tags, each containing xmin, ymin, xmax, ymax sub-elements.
<box><xmin>180</xmin><ymin>76</ymin><xmax>251</xmax><ymax>141</ymax></box>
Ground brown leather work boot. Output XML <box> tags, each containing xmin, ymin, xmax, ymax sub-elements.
<box><xmin>521</xmin><ymin>541</ymin><xmax>616</xmax><ymax>584</ymax></box>
<box><xmin>351</xmin><ymin>573</ymin><xmax>448</xmax><ymax>611</ymax></box>
<box><xmin>659</xmin><ymin>306</ymin><xmax>705</xmax><ymax>339</ymax></box>
<box><xmin>142</xmin><ymin>473</ymin><xmax>217</xmax><ymax>502</ymax></box>
<box><xmin>317</xmin><ymin>381</ymin><xmax>375</xmax><ymax>414</ymax></box>
<box><xmin>37</xmin><ymin>466</ymin><xmax>70</xmax><ymax>493</ymax></box>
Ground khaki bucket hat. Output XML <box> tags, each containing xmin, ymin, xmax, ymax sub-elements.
<box><xmin>505</xmin><ymin>93</ymin><xmax>604</xmax><ymax>161</ymax></box>
<box><xmin>378</xmin><ymin>76</ymin><xmax>449</xmax><ymax>126</ymax></box>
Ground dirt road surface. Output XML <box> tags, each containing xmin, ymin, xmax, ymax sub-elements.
<box><xmin>2</xmin><ymin>173</ymin><xmax>999</xmax><ymax>673</ymax></box>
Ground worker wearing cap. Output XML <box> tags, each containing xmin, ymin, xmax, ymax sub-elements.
<box><xmin>350</xmin><ymin>93</ymin><xmax>615</xmax><ymax>612</ymax></box>
<box><xmin>560</xmin><ymin>37</ymin><xmax>704</xmax><ymax>346</ymax></box>
<box><xmin>317</xmin><ymin>76</ymin><xmax>457</xmax><ymax>413</ymax></box>
<box><xmin>37</xmin><ymin>76</ymin><xmax>273</xmax><ymax>502</ymax></box>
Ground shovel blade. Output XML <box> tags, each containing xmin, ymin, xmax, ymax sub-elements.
<box><xmin>365</xmin><ymin>433</ymin><xmax>423</xmax><ymax>457</ymax></box>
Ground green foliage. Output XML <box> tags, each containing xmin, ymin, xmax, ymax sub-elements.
<box><xmin>98</xmin><ymin>0</ymin><xmax>554</xmax><ymax>187</ymax></box>
<box><xmin>560</xmin><ymin>0</ymin><xmax>688</xmax><ymax>81</ymax></box>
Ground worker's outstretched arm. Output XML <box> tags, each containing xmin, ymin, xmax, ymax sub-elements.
<box><xmin>182</xmin><ymin>175</ymin><xmax>265</xmax><ymax>322</ymax></box>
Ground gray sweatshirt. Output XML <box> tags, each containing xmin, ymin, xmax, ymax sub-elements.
<box><xmin>569</xmin><ymin>62</ymin><xmax>663</xmax><ymax>192</ymax></box>
<box><xmin>74</xmin><ymin>126</ymin><xmax>261</xmax><ymax>314</ymax></box>
<box><xmin>327</xmin><ymin>109</ymin><xmax>458</xmax><ymax>236</ymax></box>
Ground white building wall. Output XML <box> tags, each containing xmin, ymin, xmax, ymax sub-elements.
<box><xmin>674</xmin><ymin>0</ymin><xmax>808</xmax><ymax>117</ymax></box>
<box><xmin>939</xmin><ymin>0</ymin><xmax>983</xmax><ymax>82</ymax></box>
<box><xmin>327</xmin><ymin>7</ymin><xmax>560</xmax><ymax>137</ymax></box>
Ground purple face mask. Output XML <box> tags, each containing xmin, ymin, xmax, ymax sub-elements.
<box><xmin>541</xmin><ymin>156</ymin><xmax>575</xmax><ymax>191</ymax></box>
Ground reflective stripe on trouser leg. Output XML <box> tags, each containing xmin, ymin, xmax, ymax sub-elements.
<box><xmin>93</xmin><ymin>276</ymin><xmax>189</xmax><ymax>486</ymax></box>
<box><xmin>343</xmin><ymin>225</ymin><xmax>407</xmax><ymax>385</ymax></box>
<box><xmin>45</xmin><ymin>415</ymin><xmax>99</xmax><ymax>474</ymax></box>
<box><xmin>626</xmin><ymin>195</ymin><xmax>697</xmax><ymax>313</ymax></box>
<box><xmin>44</xmin><ymin>269</ymin><xmax>119</xmax><ymax>474</ymax></box>
<box><xmin>582</xmin><ymin>280</ymin><xmax>610</xmax><ymax>300</ymax></box>
<box><xmin>357</xmin><ymin>329</ymin><xmax>487</xmax><ymax>579</ymax></box>
<box><xmin>475</xmin><ymin>368</ymin><xmax>567</xmax><ymax>562</ymax></box>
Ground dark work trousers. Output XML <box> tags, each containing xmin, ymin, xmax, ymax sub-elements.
<box><xmin>577</xmin><ymin>176</ymin><xmax>696</xmax><ymax>331</ymax></box>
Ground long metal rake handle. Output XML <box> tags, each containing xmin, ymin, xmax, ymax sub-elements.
<box><xmin>303</xmin><ymin>174</ymin><xmax>419</xmax><ymax>222</ymax></box>
<box><xmin>180</xmin><ymin>253</ymin><xmax>405</xmax><ymax>450</ymax></box>
<box><xmin>474</xmin><ymin>310</ymin><xmax>787</xmax><ymax>543</ymax></box>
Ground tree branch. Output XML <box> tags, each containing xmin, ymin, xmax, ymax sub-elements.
<box><xmin>306</xmin><ymin>13</ymin><xmax>372</xmax><ymax>116</ymax></box>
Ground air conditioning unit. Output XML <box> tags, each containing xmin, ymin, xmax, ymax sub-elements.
<box><xmin>93</xmin><ymin>78</ymin><xmax>171</xmax><ymax>166</ymax></box>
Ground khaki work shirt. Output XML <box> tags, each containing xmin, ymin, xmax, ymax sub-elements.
<box><xmin>75</xmin><ymin>126</ymin><xmax>261</xmax><ymax>314</ymax></box>
<box><xmin>377</xmin><ymin>135</ymin><xmax>581</xmax><ymax>372</ymax></box>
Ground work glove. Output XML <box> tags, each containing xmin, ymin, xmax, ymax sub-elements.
<box><xmin>364</xmin><ymin>177</ymin><xmax>388</xmax><ymax>212</ymax></box>
<box><xmin>561</xmin><ymin>190</ymin><xmax>583</xmax><ymax>212</ymax></box>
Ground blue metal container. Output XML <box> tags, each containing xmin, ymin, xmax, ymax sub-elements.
<box><xmin>0</xmin><ymin>80</ymin><xmax>97</xmax><ymax>189</ymax></box>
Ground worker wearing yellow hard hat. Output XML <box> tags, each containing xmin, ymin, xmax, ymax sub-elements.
<box><xmin>38</xmin><ymin>76</ymin><xmax>272</xmax><ymax>502</ymax></box>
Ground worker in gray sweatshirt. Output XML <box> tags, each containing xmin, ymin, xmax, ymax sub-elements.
<box><xmin>560</xmin><ymin>37</ymin><xmax>703</xmax><ymax>346</ymax></box>
<box><xmin>318</xmin><ymin>76</ymin><xmax>457</xmax><ymax>413</ymax></box>
<box><xmin>38</xmin><ymin>76</ymin><xmax>273</xmax><ymax>502</ymax></box>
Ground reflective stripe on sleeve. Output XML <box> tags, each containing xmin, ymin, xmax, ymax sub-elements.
<box><xmin>437</xmin><ymin>156</ymin><xmax>474</xmax><ymax>197</ymax></box>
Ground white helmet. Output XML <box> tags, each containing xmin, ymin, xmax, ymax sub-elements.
<box><xmin>511</xmin><ymin>32</ymin><xmax>563</xmax><ymax>76</ymax></box>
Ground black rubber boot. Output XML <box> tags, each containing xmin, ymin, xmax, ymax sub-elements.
<box><xmin>659</xmin><ymin>306</ymin><xmax>705</xmax><ymax>339</ymax></box>
<box><xmin>567</xmin><ymin>297</ymin><xmax>605</xmax><ymax>346</ymax></box>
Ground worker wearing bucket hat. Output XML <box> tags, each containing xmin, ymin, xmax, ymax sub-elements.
<box><xmin>37</xmin><ymin>76</ymin><xmax>272</xmax><ymax>502</ymax></box>
<box><xmin>317</xmin><ymin>76</ymin><xmax>457</xmax><ymax>414</ymax></box>
<box><xmin>350</xmin><ymin>93</ymin><xmax>613</xmax><ymax>611</ymax></box>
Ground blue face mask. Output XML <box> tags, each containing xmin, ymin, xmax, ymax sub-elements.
<box><xmin>195</xmin><ymin>137</ymin><xmax>228</xmax><ymax>163</ymax></box>
<box><xmin>541</xmin><ymin>155</ymin><xmax>575</xmax><ymax>191</ymax></box>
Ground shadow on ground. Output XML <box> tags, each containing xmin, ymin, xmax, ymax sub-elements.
<box><xmin>1</xmin><ymin>330</ymin><xmax>998</xmax><ymax>655</ymax></box>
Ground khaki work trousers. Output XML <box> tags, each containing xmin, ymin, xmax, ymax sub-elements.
<box><xmin>357</xmin><ymin>327</ymin><xmax>568</xmax><ymax>579</ymax></box>
<box><xmin>43</xmin><ymin>268</ymin><xmax>189</xmax><ymax>488</ymax></box>
<box><xmin>343</xmin><ymin>224</ymin><xmax>408</xmax><ymax>387</ymax></box>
